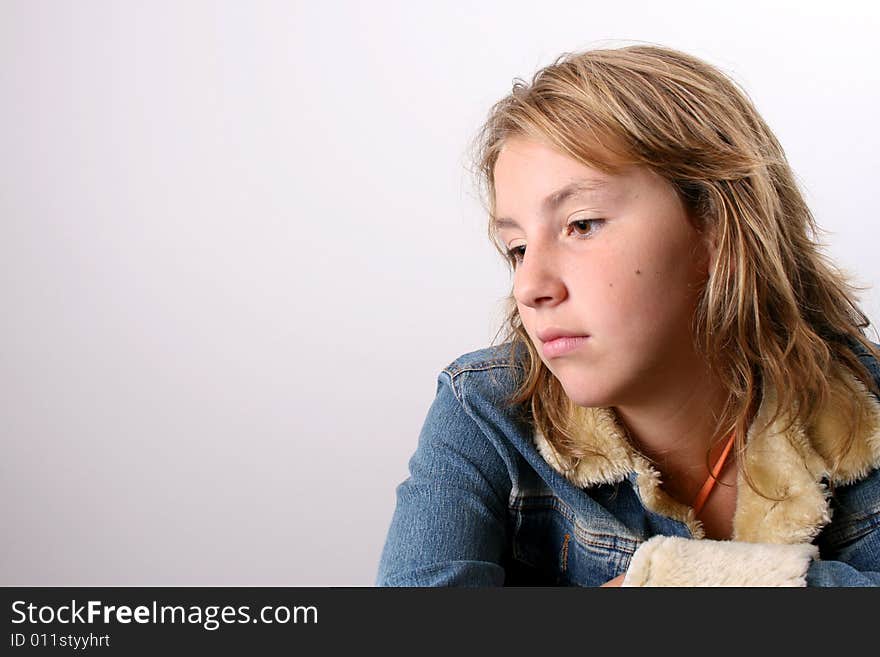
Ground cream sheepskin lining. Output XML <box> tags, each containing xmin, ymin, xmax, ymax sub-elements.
<box><xmin>621</xmin><ymin>535</ymin><xmax>819</xmax><ymax>587</ymax></box>
<box><xmin>531</xmin><ymin>362</ymin><xmax>880</xmax><ymax>586</ymax></box>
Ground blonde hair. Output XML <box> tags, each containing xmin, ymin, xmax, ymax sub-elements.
<box><xmin>468</xmin><ymin>42</ymin><xmax>880</xmax><ymax>501</ymax></box>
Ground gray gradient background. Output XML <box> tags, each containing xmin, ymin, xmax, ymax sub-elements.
<box><xmin>2</xmin><ymin>0</ymin><xmax>878</xmax><ymax>585</ymax></box>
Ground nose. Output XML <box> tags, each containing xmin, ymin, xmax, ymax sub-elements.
<box><xmin>513</xmin><ymin>241</ymin><xmax>568</xmax><ymax>309</ymax></box>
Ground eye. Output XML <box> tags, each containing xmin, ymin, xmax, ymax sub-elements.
<box><xmin>505</xmin><ymin>218</ymin><xmax>605</xmax><ymax>267</ymax></box>
<box><xmin>506</xmin><ymin>244</ymin><xmax>527</xmax><ymax>264</ymax></box>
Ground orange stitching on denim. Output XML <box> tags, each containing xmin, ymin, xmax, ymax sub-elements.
<box><xmin>511</xmin><ymin>495</ymin><xmax>640</xmax><ymax>555</ymax></box>
<box><xmin>560</xmin><ymin>533</ymin><xmax>571</xmax><ymax>572</ymax></box>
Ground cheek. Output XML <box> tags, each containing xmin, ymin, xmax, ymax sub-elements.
<box><xmin>584</xmin><ymin>256</ymin><xmax>692</xmax><ymax>335</ymax></box>
<box><xmin>576</xmin><ymin>257</ymin><xmax>654</xmax><ymax>324</ymax></box>
<box><xmin>617</xmin><ymin>261</ymin><xmax>702</xmax><ymax>338</ymax></box>
<box><xmin>598</xmin><ymin>279</ymin><xmax>655</xmax><ymax>333</ymax></box>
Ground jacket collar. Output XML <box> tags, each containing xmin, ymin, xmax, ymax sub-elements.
<box><xmin>532</xmin><ymin>362</ymin><xmax>880</xmax><ymax>543</ymax></box>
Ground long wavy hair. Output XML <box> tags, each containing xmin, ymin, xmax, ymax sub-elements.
<box><xmin>468</xmin><ymin>42</ymin><xmax>880</xmax><ymax>501</ymax></box>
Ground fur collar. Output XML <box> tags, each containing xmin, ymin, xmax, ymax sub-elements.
<box><xmin>533</xmin><ymin>363</ymin><xmax>880</xmax><ymax>544</ymax></box>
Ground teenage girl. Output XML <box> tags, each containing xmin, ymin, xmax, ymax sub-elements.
<box><xmin>376</xmin><ymin>43</ymin><xmax>880</xmax><ymax>586</ymax></box>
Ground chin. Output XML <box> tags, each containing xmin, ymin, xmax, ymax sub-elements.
<box><xmin>567</xmin><ymin>394</ymin><xmax>614</xmax><ymax>409</ymax></box>
<box><xmin>556</xmin><ymin>380</ymin><xmax>616</xmax><ymax>409</ymax></box>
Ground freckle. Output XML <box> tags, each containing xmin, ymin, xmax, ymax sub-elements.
<box><xmin>635</xmin><ymin>269</ymin><xmax>641</xmax><ymax>274</ymax></box>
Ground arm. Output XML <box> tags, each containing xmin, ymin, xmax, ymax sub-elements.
<box><xmin>375</xmin><ymin>370</ymin><xmax>512</xmax><ymax>586</ymax></box>
<box><xmin>805</xmin><ymin>559</ymin><xmax>880</xmax><ymax>587</ymax></box>
<box><xmin>620</xmin><ymin>535</ymin><xmax>880</xmax><ymax>586</ymax></box>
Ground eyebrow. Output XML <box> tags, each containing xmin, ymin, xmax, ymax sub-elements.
<box><xmin>492</xmin><ymin>178</ymin><xmax>611</xmax><ymax>231</ymax></box>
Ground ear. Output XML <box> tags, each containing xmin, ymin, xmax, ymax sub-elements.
<box><xmin>702</xmin><ymin>226</ymin><xmax>721</xmax><ymax>275</ymax></box>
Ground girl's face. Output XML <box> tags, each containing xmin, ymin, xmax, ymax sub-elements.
<box><xmin>493</xmin><ymin>136</ymin><xmax>714</xmax><ymax>408</ymax></box>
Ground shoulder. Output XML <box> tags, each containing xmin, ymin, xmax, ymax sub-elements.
<box><xmin>410</xmin><ymin>344</ymin><xmax>532</xmax><ymax>495</ymax></box>
<box><xmin>439</xmin><ymin>342</ymin><xmax>527</xmax><ymax>408</ymax></box>
<box><xmin>816</xmin><ymin>337</ymin><xmax>880</xmax><ymax>548</ymax></box>
<box><xmin>820</xmin><ymin>464</ymin><xmax>880</xmax><ymax>559</ymax></box>
<box><xmin>442</xmin><ymin>341</ymin><xmax>525</xmax><ymax>376</ymax></box>
<box><xmin>428</xmin><ymin>342</ymin><xmax>535</xmax><ymax>464</ymax></box>
<box><xmin>843</xmin><ymin>335</ymin><xmax>880</xmax><ymax>384</ymax></box>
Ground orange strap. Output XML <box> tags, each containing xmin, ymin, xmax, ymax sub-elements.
<box><xmin>691</xmin><ymin>430</ymin><xmax>736</xmax><ymax>516</ymax></box>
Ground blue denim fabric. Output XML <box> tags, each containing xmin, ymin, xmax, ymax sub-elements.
<box><xmin>376</xmin><ymin>338</ymin><xmax>880</xmax><ymax>587</ymax></box>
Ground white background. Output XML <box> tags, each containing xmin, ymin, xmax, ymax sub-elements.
<box><xmin>2</xmin><ymin>0</ymin><xmax>878</xmax><ymax>585</ymax></box>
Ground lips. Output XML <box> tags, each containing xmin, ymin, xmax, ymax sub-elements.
<box><xmin>541</xmin><ymin>335</ymin><xmax>590</xmax><ymax>358</ymax></box>
<box><xmin>537</xmin><ymin>327</ymin><xmax>590</xmax><ymax>343</ymax></box>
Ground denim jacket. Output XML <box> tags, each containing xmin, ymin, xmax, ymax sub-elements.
<box><xmin>376</xmin><ymin>339</ymin><xmax>880</xmax><ymax>586</ymax></box>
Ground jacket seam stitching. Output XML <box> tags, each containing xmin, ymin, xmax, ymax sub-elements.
<box><xmin>444</xmin><ymin>361</ymin><xmax>518</xmax><ymax>379</ymax></box>
<box><xmin>440</xmin><ymin>369</ymin><xmax>464</xmax><ymax>405</ymax></box>
<box><xmin>510</xmin><ymin>495</ymin><xmax>640</xmax><ymax>555</ymax></box>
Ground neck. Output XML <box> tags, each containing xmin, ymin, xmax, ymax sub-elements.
<box><xmin>613</xmin><ymin>357</ymin><xmax>733</xmax><ymax>485</ymax></box>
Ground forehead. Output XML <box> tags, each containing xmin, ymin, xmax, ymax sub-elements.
<box><xmin>492</xmin><ymin>143</ymin><xmax>629</xmax><ymax>229</ymax></box>
<box><xmin>491</xmin><ymin>137</ymin><xmax>672</xmax><ymax>212</ymax></box>
<box><xmin>494</xmin><ymin>139</ymin><xmax>630</xmax><ymax>201</ymax></box>
<box><xmin>494</xmin><ymin>135</ymin><xmax>627</xmax><ymax>179</ymax></box>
